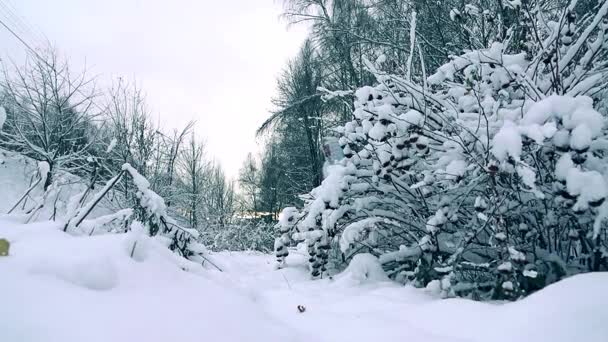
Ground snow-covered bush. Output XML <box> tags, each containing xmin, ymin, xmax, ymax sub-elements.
<box><xmin>276</xmin><ymin>1</ymin><xmax>608</xmax><ymax>300</ymax></box>
<box><xmin>3</xmin><ymin>145</ymin><xmax>217</xmax><ymax>269</ymax></box>
<box><xmin>52</xmin><ymin>162</ymin><xmax>213</xmax><ymax>268</ymax></box>
<box><xmin>120</xmin><ymin>164</ymin><xmax>209</xmax><ymax>262</ymax></box>
<box><xmin>275</xmin><ymin>207</ymin><xmax>299</xmax><ymax>266</ymax></box>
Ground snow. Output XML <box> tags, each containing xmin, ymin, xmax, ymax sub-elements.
<box><xmin>122</xmin><ymin>163</ymin><xmax>168</xmax><ymax>219</ymax></box>
<box><xmin>278</xmin><ymin>207</ymin><xmax>299</xmax><ymax>228</ymax></box>
<box><xmin>565</xmin><ymin>168</ymin><xmax>608</xmax><ymax>211</ymax></box>
<box><xmin>2</xmin><ymin>218</ymin><xmax>607</xmax><ymax>342</ymax></box>
<box><xmin>504</xmin><ymin>0</ymin><xmax>522</xmax><ymax>9</ymax></box>
<box><xmin>517</xmin><ymin>164</ymin><xmax>543</xmax><ymax>198</ymax></box>
<box><xmin>0</xmin><ymin>106</ymin><xmax>6</xmax><ymax>130</ymax></box>
<box><xmin>494</xmin><ymin>232</ymin><xmax>507</xmax><ymax>241</ymax></box>
<box><xmin>570</xmin><ymin>124</ymin><xmax>593</xmax><ymax>151</ymax></box>
<box><xmin>367</xmin><ymin>121</ymin><xmax>387</xmax><ymax>140</ymax></box>
<box><xmin>426</xmin><ymin>209</ymin><xmax>447</xmax><ymax>234</ymax></box>
<box><xmin>38</xmin><ymin>161</ymin><xmax>50</xmax><ymax>183</ymax></box>
<box><xmin>106</xmin><ymin>138</ymin><xmax>118</xmax><ymax>153</ymax></box>
<box><xmin>464</xmin><ymin>4</ymin><xmax>479</xmax><ymax>15</ymax></box>
<box><xmin>0</xmin><ymin>221</ymin><xmax>294</xmax><ymax>342</ymax></box>
<box><xmin>77</xmin><ymin>208</ymin><xmax>133</xmax><ymax>235</ymax></box>
<box><xmin>508</xmin><ymin>246</ymin><xmax>526</xmax><ymax>262</ymax></box>
<box><xmin>497</xmin><ymin>261</ymin><xmax>513</xmax><ymax>272</ymax></box>
<box><xmin>300</xmin><ymin>164</ymin><xmax>349</xmax><ymax>230</ymax></box>
<box><xmin>339</xmin><ymin>217</ymin><xmax>383</xmax><ymax>252</ymax></box>
<box><xmin>0</xmin><ymin>158</ymin><xmax>606</xmax><ymax>341</ymax></box>
<box><xmin>553</xmin><ymin>129</ymin><xmax>570</xmax><ymax>149</ymax></box>
<box><xmin>556</xmin><ymin>153</ymin><xmax>574</xmax><ymax>180</ymax></box>
<box><xmin>523</xmin><ymin>95</ymin><xmax>604</xmax><ymax>137</ymax></box>
<box><xmin>65</xmin><ymin>174</ymin><xmax>124</xmax><ymax>232</ymax></box>
<box><xmin>523</xmin><ymin>95</ymin><xmax>580</xmax><ymax>126</ymax></box>
<box><xmin>406</xmin><ymin>11</ymin><xmax>417</xmax><ymax>80</ymax></box>
<box><xmin>335</xmin><ymin>253</ymin><xmax>389</xmax><ymax>284</ymax></box>
<box><xmin>445</xmin><ymin>159</ymin><xmax>466</xmax><ymax>180</ymax></box>
<box><xmin>354</xmin><ymin>86</ymin><xmax>376</xmax><ymax>103</ymax></box>
<box><xmin>491</xmin><ymin>120</ymin><xmax>522</xmax><ymax>162</ymax></box>
<box><xmin>378</xmin><ymin>243</ymin><xmax>422</xmax><ymax>264</ymax></box>
<box><xmin>1</xmin><ymin>140</ymin><xmax>607</xmax><ymax>342</ymax></box>
<box><xmin>449</xmin><ymin>8</ymin><xmax>460</xmax><ymax>21</ymax></box>
<box><xmin>0</xmin><ymin>149</ymin><xmax>111</xmax><ymax>219</ymax></box>
<box><xmin>565</xmin><ymin>105</ymin><xmax>605</xmax><ymax>138</ymax></box>
<box><xmin>474</xmin><ymin>196</ymin><xmax>488</xmax><ymax>210</ymax></box>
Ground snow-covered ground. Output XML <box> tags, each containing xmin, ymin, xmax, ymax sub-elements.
<box><xmin>1</xmin><ymin>216</ymin><xmax>607</xmax><ymax>342</ymax></box>
<box><xmin>1</xmin><ymin>149</ymin><xmax>607</xmax><ymax>342</ymax></box>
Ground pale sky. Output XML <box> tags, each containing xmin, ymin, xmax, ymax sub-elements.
<box><xmin>0</xmin><ymin>0</ymin><xmax>308</xmax><ymax>179</ymax></box>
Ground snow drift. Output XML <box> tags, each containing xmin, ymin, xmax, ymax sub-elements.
<box><xmin>0</xmin><ymin>219</ymin><xmax>296</xmax><ymax>342</ymax></box>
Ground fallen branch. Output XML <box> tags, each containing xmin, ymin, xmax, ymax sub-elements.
<box><xmin>64</xmin><ymin>171</ymin><xmax>125</xmax><ymax>231</ymax></box>
<box><xmin>7</xmin><ymin>177</ymin><xmax>41</xmax><ymax>214</ymax></box>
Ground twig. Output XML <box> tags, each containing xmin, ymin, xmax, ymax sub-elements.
<box><xmin>7</xmin><ymin>177</ymin><xmax>41</xmax><ymax>214</ymax></box>
<box><xmin>130</xmin><ymin>241</ymin><xmax>138</xmax><ymax>258</ymax></box>
<box><xmin>200</xmin><ymin>254</ymin><xmax>223</xmax><ymax>272</ymax></box>
<box><xmin>281</xmin><ymin>272</ymin><xmax>292</xmax><ymax>290</ymax></box>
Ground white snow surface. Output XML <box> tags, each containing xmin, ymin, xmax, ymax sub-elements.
<box><xmin>2</xmin><ymin>218</ymin><xmax>607</xmax><ymax>342</ymax></box>
<box><xmin>0</xmin><ymin>106</ymin><xmax>6</xmax><ymax>130</ymax></box>
<box><xmin>106</xmin><ymin>138</ymin><xmax>118</xmax><ymax>153</ymax></box>
<box><xmin>1</xmin><ymin>153</ymin><xmax>607</xmax><ymax>342</ymax></box>
<box><xmin>491</xmin><ymin>120</ymin><xmax>522</xmax><ymax>162</ymax></box>
<box><xmin>0</xmin><ymin>221</ymin><xmax>294</xmax><ymax>342</ymax></box>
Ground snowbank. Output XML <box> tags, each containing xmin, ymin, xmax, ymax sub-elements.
<box><xmin>211</xmin><ymin>250</ymin><xmax>608</xmax><ymax>342</ymax></box>
<box><xmin>0</xmin><ymin>220</ymin><xmax>296</xmax><ymax>342</ymax></box>
<box><xmin>334</xmin><ymin>253</ymin><xmax>389</xmax><ymax>284</ymax></box>
<box><xmin>1</xmin><ymin>148</ymin><xmax>606</xmax><ymax>342</ymax></box>
<box><xmin>410</xmin><ymin>272</ymin><xmax>608</xmax><ymax>342</ymax></box>
<box><xmin>1</xmin><ymin>219</ymin><xmax>606</xmax><ymax>342</ymax></box>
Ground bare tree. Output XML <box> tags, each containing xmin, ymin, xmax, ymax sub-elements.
<box><xmin>238</xmin><ymin>152</ymin><xmax>259</xmax><ymax>213</ymax></box>
<box><xmin>178</xmin><ymin>134</ymin><xmax>207</xmax><ymax>227</ymax></box>
<box><xmin>0</xmin><ymin>49</ymin><xmax>100</xmax><ymax>189</ymax></box>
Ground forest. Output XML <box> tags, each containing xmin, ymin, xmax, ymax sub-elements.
<box><xmin>1</xmin><ymin>1</ymin><xmax>608</xmax><ymax>341</ymax></box>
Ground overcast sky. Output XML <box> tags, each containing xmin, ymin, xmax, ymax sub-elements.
<box><xmin>0</xmin><ymin>0</ymin><xmax>308</xmax><ymax>179</ymax></box>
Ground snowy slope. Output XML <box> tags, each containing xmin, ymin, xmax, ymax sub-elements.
<box><xmin>0</xmin><ymin>219</ymin><xmax>297</xmax><ymax>342</ymax></box>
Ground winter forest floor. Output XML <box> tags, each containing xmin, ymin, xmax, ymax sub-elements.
<box><xmin>0</xmin><ymin>151</ymin><xmax>608</xmax><ymax>342</ymax></box>
<box><xmin>1</xmin><ymin>215</ymin><xmax>607</xmax><ymax>342</ymax></box>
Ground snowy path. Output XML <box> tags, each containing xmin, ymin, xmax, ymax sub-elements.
<box><xmin>213</xmin><ymin>251</ymin><xmax>463</xmax><ymax>342</ymax></box>
<box><xmin>212</xmin><ymin>251</ymin><xmax>607</xmax><ymax>342</ymax></box>
<box><xmin>1</xmin><ymin>219</ymin><xmax>607</xmax><ymax>342</ymax></box>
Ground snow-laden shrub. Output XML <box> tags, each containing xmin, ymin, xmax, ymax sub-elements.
<box><xmin>276</xmin><ymin>2</ymin><xmax>608</xmax><ymax>300</ymax></box>
<box><xmin>120</xmin><ymin>164</ymin><xmax>209</xmax><ymax>262</ymax></box>
<box><xmin>53</xmin><ymin>163</ymin><xmax>216</xmax><ymax>269</ymax></box>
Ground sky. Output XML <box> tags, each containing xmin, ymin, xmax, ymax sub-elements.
<box><xmin>0</xmin><ymin>0</ymin><xmax>308</xmax><ymax>179</ymax></box>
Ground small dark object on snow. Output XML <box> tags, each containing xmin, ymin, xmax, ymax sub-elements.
<box><xmin>0</xmin><ymin>238</ymin><xmax>9</xmax><ymax>256</ymax></box>
<box><xmin>297</xmin><ymin>305</ymin><xmax>306</xmax><ymax>313</ymax></box>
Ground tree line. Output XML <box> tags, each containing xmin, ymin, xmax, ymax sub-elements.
<box><xmin>241</xmin><ymin>0</ymin><xmax>596</xmax><ymax>218</ymax></box>
<box><xmin>0</xmin><ymin>49</ymin><xmax>273</xmax><ymax>251</ymax></box>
